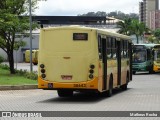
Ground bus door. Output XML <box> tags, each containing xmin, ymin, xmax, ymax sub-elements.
<box><xmin>117</xmin><ymin>40</ymin><xmax>121</xmax><ymax>85</ymax></box>
<box><xmin>98</xmin><ymin>36</ymin><xmax>107</xmax><ymax>90</ymax></box>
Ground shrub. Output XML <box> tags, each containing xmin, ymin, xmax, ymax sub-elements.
<box><xmin>0</xmin><ymin>55</ymin><xmax>4</xmax><ymax>64</ymax></box>
<box><xmin>15</xmin><ymin>69</ymin><xmax>37</xmax><ymax>80</ymax></box>
<box><xmin>0</xmin><ymin>64</ymin><xmax>37</xmax><ymax>80</ymax></box>
<box><xmin>15</xmin><ymin>69</ymin><xmax>27</xmax><ymax>76</ymax></box>
<box><xmin>25</xmin><ymin>71</ymin><xmax>38</xmax><ymax>80</ymax></box>
<box><xmin>0</xmin><ymin>64</ymin><xmax>10</xmax><ymax>70</ymax></box>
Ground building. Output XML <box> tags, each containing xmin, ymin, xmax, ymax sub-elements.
<box><xmin>139</xmin><ymin>0</ymin><xmax>159</xmax><ymax>28</ymax></box>
<box><xmin>149</xmin><ymin>10</ymin><xmax>160</xmax><ymax>30</ymax></box>
<box><xmin>139</xmin><ymin>1</ymin><xmax>146</xmax><ymax>23</ymax></box>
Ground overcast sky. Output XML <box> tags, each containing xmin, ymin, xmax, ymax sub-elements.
<box><xmin>34</xmin><ymin>0</ymin><xmax>142</xmax><ymax>16</ymax></box>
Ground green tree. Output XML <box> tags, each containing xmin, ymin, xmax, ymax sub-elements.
<box><xmin>130</xmin><ymin>20</ymin><xmax>149</xmax><ymax>44</ymax></box>
<box><xmin>117</xmin><ymin>19</ymin><xmax>149</xmax><ymax>44</ymax></box>
<box><xmin>147</xmin><ymin>35</ymin><xmax>156</xmax><ymax>43</ymax></box>
<box><xmin>153</xmin><ymin>28</ymin><xmax>160</xmax><ymax>42</ymax></box>
<box><xmin>0</xmin><ymin>0</ymin><xmax>38</xmax><ymax>74</ymax></box>
<box><xmin>78</xmin><ymin>11</ymin><xmax>139</xmax><ymax>20</ymax></box>
<box><xmin>117</xmin><ymin>18</ymin><xmax>132</xmax><ymax>35</ymax></box>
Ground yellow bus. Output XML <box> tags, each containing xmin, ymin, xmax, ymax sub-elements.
<box><xmin>132</xmin><ymin>44</ymin><xmax>160</xmax><ymax>74</ymax></box>
<box><xmin>152</xmin><ymin>44</ymin><xmax>160</xmax><ymax>72</ymax></box>
<box><xmin>38</xmin><ymin>26</ymin><xmax>132</xmax><ymax>97</ymax></box>
<box><xmin>32</xmin><ymin>50</ymin><xmax>38</xmax><ymax>65</ymax></box>
<box><xmin>25</xmin><ymin>50</ymin><xmax>30</xmax><ymax>63</ymax></box>
<box><xmin>25</xmin><ymin>50</ymin><xmax>38</xmax><ymax>65</ymax></box>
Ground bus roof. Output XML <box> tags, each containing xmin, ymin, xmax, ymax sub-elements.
<box><xmin>97</xmin><ymin>29</ymin><xmax>131</xmax><ymax>42</ymax></box>
<box><xmin>41</xmin><ymin>26</ymin><xmax>132</xmax><ymax>43</ymax></box>
<box><xmin>134</xmin><ymin>44</ymin><xmax>160</xmax><ymax>48</ymax></box>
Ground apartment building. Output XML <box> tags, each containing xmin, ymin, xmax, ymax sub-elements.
<box><xmin>139</xmin><ymin>0</ymin><xmax>159</xmax><ymax>29</ymax></box>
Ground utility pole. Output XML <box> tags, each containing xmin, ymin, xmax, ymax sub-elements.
<box><xmin>29</xmin><ymin>0</ymin><xmax>33</xmax><ymax>72</ymax></box>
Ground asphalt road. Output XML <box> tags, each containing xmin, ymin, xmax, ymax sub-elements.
<box><xmin>0</xmin><ymin>72</ymin><xmax>160</xmax><ymax>119</ymax></box>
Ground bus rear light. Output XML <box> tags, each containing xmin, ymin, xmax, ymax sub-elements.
<box><xmin>90</xmin><ymin>64</ymin><xmax>95</xmax><ymax>69</ymax></box>
<box><xmin>89</xmin><ymin>69</ymin><xmax>94</xmax><ymax>74</ymax></box>
<box><xmin>41</xmin><ymin>74</ymin><xmax>46</xmax><ymax>78</ymax></box>
<box><xmin>40</xmin><ymin>64</ymin><xmax>45</xmax><ymax>68</ymax></box>
<box><xmin>41</xmin><ymin>69</ymin><xmax>45</xmax><ymax>73</ymax></box>
<box><xmin>89</xmin><ymin>74</ymin><xmax>93</xmax><ymax>79</ymax></box>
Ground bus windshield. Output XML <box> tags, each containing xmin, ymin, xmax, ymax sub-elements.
<box><xmin>132</xmin><ymin>50</ymin><xmax>147</xmax><ymax>63</ymax></box>
<box><xmin>154</xmin><ymin>50</ymin><xmax>160</xmax><ymax>61</ymax></box>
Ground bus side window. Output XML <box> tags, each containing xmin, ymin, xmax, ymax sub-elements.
<box><xmin>123</xmin><ymin>40</ymin><xmax>128</xmax><ymax>58</ymax></box>
<box><xmin>127</xmin><ymin>41</ymin><xmax>129</xmax><ymax>58</ymax></box>
<box><xmin>121</xmin><ymin>40</ymin><xmax>124</xmax><ymax>58</ymax></box>
<box><xmin>112</xmin><ymin>38</ymin><xmax>117</xmax><ymax>59</ymax></box>
<box><xmin>147</xmin><ymin>49</ymin><xmax>151</xmax><ymax>60</ymax></box>
<box><xmin>107</xmin><ymin>37</ymin><xmax>112</xmax><ymax>59</ymax></box>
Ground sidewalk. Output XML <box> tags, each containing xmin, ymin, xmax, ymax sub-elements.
<box><xmin>0</xmin><ymin>85</ymin><xmax>38</xmax><ymax>90</ymax></box>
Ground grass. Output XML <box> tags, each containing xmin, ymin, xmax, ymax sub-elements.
<box><xmin>0</xmin><ymin>68</ymin><xmax>37</xmax><ymax>85</ymax></box>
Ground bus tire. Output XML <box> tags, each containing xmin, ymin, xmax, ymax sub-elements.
<box><xmin>57</xmin><ymin>89</ymin><xmax>73</xmax><ymax>97</ymax></box>
<box><xmin>149</xmin><ymin>68</ymin><xmax>154</xmax><ymax>74</ymax></box>
<box><xmin>149</xmin><ymin>65</ymin><xmax>155</xmax><ymax>74</ymax></box>
<box><xmin>107</xmin><ymin>76</ymin><xmax>113</xmax><ymax>97</ymax></box>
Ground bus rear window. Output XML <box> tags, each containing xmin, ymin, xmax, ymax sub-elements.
<box><xmin>73</xmin><ymin>33</ymin><xmax>88</xmax><ymax>41</ymax></box>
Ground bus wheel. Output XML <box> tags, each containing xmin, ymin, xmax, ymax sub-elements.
<box><xmin>121</xmin><ymin>84</ymin><xmax>127</xmax><ymax>90</ymax></box>
<box><xmin>57</xmin><ymin>90</ymin><xmax>73</xmax><ymax>97</ymax></box>
<box><xmin>132</xmin><ymin>71</ymin><xmax>136</xmax><ymax>75</ymax></box>
<box><xmin>101</xmin><ymin>76</ymin><xmax>113</xmax><ymax>97</ymax></box>
<box><xmin>149</xmin><ymin>69</ymin><xmax>154</xmax><ymax>74</ymax></box>
<box><xmin>107</xmin><ymin>77</ymin><xmax>113</xmax><ymax>97</ymax></box>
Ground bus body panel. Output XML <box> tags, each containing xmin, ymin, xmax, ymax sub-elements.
<box><xmin>38</xmin><ymin>26</ymin><xmax>132</xmax><ymax>94</ymax></box>
<box><xmin>38</xmin><ymin>27</ymin><xmax>99</xmax><ymax>86</ymax></box>
<box><xmin>25</xmin><ymin>50</ymin><xmax>38</xmax><ymax>65</ymax></box>
<box><xmin>154</xmin><ymin>61</ymin><xmax>160</xmax><ymax>72</ymax></box>
<box><xmin>121</xmin><ymin>59</ymin><xmax>129</xmax><ymax>85</ymax></box>
<box><xmin>38</xmin><ymin>76</ymin><xmax>99</xmax><ymax>90</ymax></box>
<box><xmin>153</xmin><ymin>47</ymin><xmax>160</xmax><ymax>72</ymax></box>
<box><xmin>25</xmin><ymin>50</ymin><xmax>30</xmax><ymax>63</ymax></box>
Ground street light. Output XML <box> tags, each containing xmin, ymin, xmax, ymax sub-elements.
<box><xmin>29</xmin><ymin>0</ymin><xmax>33</xmax><ymax>72</ymax></box>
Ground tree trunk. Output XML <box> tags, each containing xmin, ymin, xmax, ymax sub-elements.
<box><xmin>8</xmin><ymin>51</ymin><xmax>15</xmax><ymax>74</ymax></box>
<box><xmin>136</xmin><ymin>35</ymin><xmax>139</xmax><ymax>44</ymax></box>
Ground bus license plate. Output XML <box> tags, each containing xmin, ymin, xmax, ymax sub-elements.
<box><xmin>61</xmin><ymin>75</ymin><xmax>72</xmax><ymax>80</ymax></box>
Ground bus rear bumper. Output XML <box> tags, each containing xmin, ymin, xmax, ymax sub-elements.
<box><xmin>38</xmin><ymin>77</ymin><xmax>98</xmax><ymax>90</ymax></box>
<box><xmin>154</xmin><ymin>65</ymin><xmax>160</xmax><ymax>72</ymax></box>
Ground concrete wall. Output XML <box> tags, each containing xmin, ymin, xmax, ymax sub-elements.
<box><xmin>0</xmin><ymin>49</ymin><xmax>8</xmax><ymax>61</ymax></box>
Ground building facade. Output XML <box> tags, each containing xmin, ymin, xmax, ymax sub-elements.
<box><xmin>149</xmin><ymin>10</ymin><xmax>160</xmax><ymax>30</ymax></box>
<box><xmin>139</xmin><ymin>1</ymin><xmax>146</xmax><ymax>23</ymax></box>
<box><xmin>139</xmin><ymin>0</ymin><xmax>159</xmax><ymax>29</ymax></box>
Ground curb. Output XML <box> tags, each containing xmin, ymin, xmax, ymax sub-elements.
<box><xmin>0</xmin><ymin>85</ymin><xmax>38</xmax><ymax>90</ymax></box>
